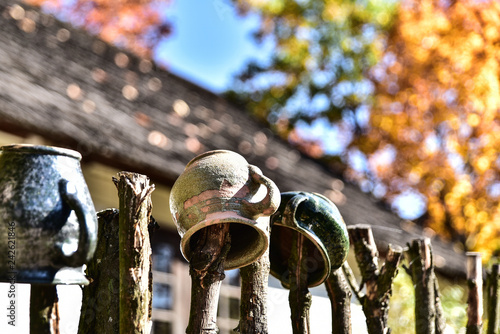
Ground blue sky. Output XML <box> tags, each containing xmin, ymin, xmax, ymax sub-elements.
<box><xmin>154</xmin><ymin>0</ymin><xmax>272</xmax><ymax>93</ymax></box>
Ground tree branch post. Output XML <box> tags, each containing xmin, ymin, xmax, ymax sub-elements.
<box><xmin>186</xmin><ymin>224</ymin><xmax>231</xmax><ymax>334</ymax></box>
<box><xmin>405</xmin><ymin>238</ymin><xmax>446</xmax><ymax>334</ymax></box>
<box><xmin>486</xmin><ymin>263</ymin><xmax>499</xmax><ymax>334</ymax></box>
<box><xmin>113</xmin><ymin>172</ymin><xmax>155</xmax><ymax>334</ymax></box>
<box><xmin>325</xmin><ymin>266</ymin><xmax>352</xmax><ymax>334</ymax></box>
<box><xmin>288</xmin><ymin>232</ymin><xmax>312</xmax><ymax>334</ymax></box>
<box><xmin>78</xmin><ymin>209</ymin><xmax>120</xmax><ymax>334</ymax></box>
<box><xmin>348</xmin><ymin>225</ymin><xmax>402</xmax><ymax>334</ymax></box>
<box><xmin>466</xmin><ymin>252</ymin><xmax>483</xmax><ymax>334</ymax></box>
<box><xmin>237</xmin><ymin>246</ymin><xmax>270</xmax><ymax>334</ymax></box>
<box><xmin>30</xmin><ymin>285</ymin><xmax>60</xmax><ymax>334</ymax></box>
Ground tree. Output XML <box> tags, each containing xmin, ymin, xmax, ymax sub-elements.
<box><xmin>24</xmin><ymin>0</ymin><xmax>172</xmax><ymax>57</ymax></box>
<box><xmin>230</xmin><ymin>0</ymin><xmax>500</xmax><ymax>257</ymax></box>
<box><xmin>227</xmin><ymin>0</ymin><xmax>396</xmax><ymax>145</ymax></box>
<box><xmin>353</xmin><ymin>0</ymin><xmax>500</xmax><ymax>257</ymax></box>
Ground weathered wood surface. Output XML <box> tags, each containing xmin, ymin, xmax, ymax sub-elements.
<box><xmin>237</xmin><ymin>248</ymin><xmax>270</xmax><ymax>334</ymax></box>
<box><xmin>466</xmin><ymin>253</ymin><xmax>483</xmax><ymax>334</ymax></box>
<box><xmin>78</xmin><ymin>209</ymin><xmax>120</xmax><ymax>334</ymax></box>
<box><xmin>486</xmin><ymin>263</ymin><xmax>500</xmax><ymax>334</ymax></box>
<box><xmin>405</xmin><ymin>238</ymin><xmax>447</xmax><ymax>334</ymax></box>
<box><xmin>0</xmin><ymin>0</ymin><xmax>466</xmax><ymax>277</ymax></box>
<box><xmin>325</xmin><ymin>267</ymin><xmax>352</xmax><ymax>334</ymax></box>
<box><xmin>186</xmin><ymin>224</ymin><xmax>231</xmax><ymax>334</ymax></box>
<box><xmin>113</xmin><ymin>172</ymin><xmax>154</xmax><ymax>334</ymax></box>
<box><xmin>30</xmin><ymin>285</ymin><xmax>60</xmax><ymax>334</ymax></box>
<box><xmin>348</xmin><ymin>225</ymin><xmax>402</xmax><ymax>334</ymax></box>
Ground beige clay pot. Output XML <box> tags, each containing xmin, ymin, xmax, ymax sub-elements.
<box><xmin>170</xmin><ymin>150</ymin><xmax>281</xmax><ymax>269</ymax></box>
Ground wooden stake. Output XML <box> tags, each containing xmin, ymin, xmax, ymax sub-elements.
<box><xmin>288</xmin><ymin>233</ymin><xmax>312</xmax><ymax>334</ymax></box>
<box><xmin>325</xmin><ymin>267</ymin><xmax>352</xmax><ymax>334</ymax></box>
<box><xmin>405</xmin><ymin>238</ymin><xmax>446</xmax><ymax>334</ymax></box>
<box><xmin>466</xmin><ymin>252</ymin><xmax>483</xmax><ymax>334</ymax></box>
<box><xmin>78</xmin><ymin>209</ymin><xmax>120</xmax><ymax>334</ymax></box>
<box><xmin>186</xmin><ymin>224</ymin><xmax>231</xmax><ymax>334</ymax></box>
<box><xmin>486</xmin><ymin>263</ymin><xmax>500</xmax><ymax>334</ymax></box>
<box><xmin>113</xmin><ymin>172</ymin><xmax>155</xmax><ymax>334</ymax></box>
<box><xmin>348</xmin><ymin>225</ymin><xmax>402</xmax><ymax>334</ymax></box>
<box><xmin>237</xmin><ymin>247</ymin><xmax>270</xmax><ymax>334</ymax></box>
<box><xmin>30</xmin><ymin>285</ymin><xmax>60</xmax><ymax>334</ymax></box>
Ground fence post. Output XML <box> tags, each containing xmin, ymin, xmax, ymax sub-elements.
<box><xmin>347</xmin><ymin>225</ymin><xmax>402</xmax><ymax>334</ymax></box>
<box><xmin>237</xmin><ymin>245</ymin><xmax>270</xmax><ymax>333</ymax></box>
<box><xmin>78</xmin><ymin>209</ymin><xmax>120</xmax><ymax>334</ymax></box>
<box><xmin>486</xmin><ymin>263</ymin><xmax>500</xmax><ymax>334</ymax></box>
<box><xmin>113</xmin><ymin>172</ymin><xmax>155</xmax><ymax>334</ymax></box>
<box><xmin>30</xmin><ymin>285</ymin><xmax>60</xmax><ymax>334</ymax></box>
<box><xmin>325</xmin><ymin>265</ymin><xmax>352</xmax><ymax>334</ymax></box>
<box><xmin>288</xmin><ymin>232</ymin><xmax>312</xmax><ymax>334</ymax></box>
<box><xmin>466</xmin><ymin>252</ymin><xmax>483</xmax><ymax>334</ymax></box>
<box><xmin>186</xmin><ymin>224</ymin><xmax>231</xmax><ymax>334</ymax></box>
<box><xmin>405</xmin><ymin>238</ymin><xmax>446</xmax><ymax>334</ymax></box>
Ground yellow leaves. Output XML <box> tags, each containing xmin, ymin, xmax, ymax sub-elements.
<box><xmin>467</xmin><ymin>33</ymin><xmax>484</xmax><ymax>52</ymax></box>
<box><xmin>475</xmin><ymin>156</ymin><xmax>490</xmax><ymax>173</ymax></box>
<box><xmin>322</xmin><ymin>1</ymin><xmax>347</xmax><ymax>22</ymax></box>
<box><xmin>379</xmin><ymin>116</ymin><xmax>393</xmax><ymax>132</ymax></box>
<box><xmin>466</xmin><ymin>113</ymin><xmax>480</xmax><ymax>127</ymax></box>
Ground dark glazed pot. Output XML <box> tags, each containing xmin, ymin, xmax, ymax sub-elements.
<box><xmin>0</xmin><ymin>144</ymin><xmax>97</xmax><ymax>284</ymax></box>
<box><xmin>170</xmin><ymin>150</ymin><xmax>281</xmax><ymax>269</ymax></box>
<box><xmin>270</xmin><ymin>191</ymin><xmax>349</xmax><ymax>288</ymax></box>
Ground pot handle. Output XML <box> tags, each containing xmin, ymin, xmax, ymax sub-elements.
<box><xmin>246</xmin><ymin>165</ymin><xmax>281</xmax><ymax>216</ymax></box>
<box><xmin>59</xmin><ymin>179</ymin><xmax>95</xmax><ymax>266</ymax></box>
<box><xmin>281</xmin><ymin>192</ymin><xmax>310</xmax><ymax>229</ymax></box>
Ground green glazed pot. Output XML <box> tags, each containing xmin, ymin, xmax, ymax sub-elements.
<box><xmin>170</xmin><ymin>150</ymin><xmax>280</xmax><ymax>270</ymax></box>
<box><xmin>0</xmin><ymin>144</ymin><xmax>97</xmax><ymax>284</ymax></box>
<box><xmin>270</xmin><ymin>191</ymin><xmax>349</xmax><ymax>288</ymax></box>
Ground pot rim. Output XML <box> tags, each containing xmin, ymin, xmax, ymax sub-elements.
<box><xmin>185</xmin><ymin>149</ymin><xmax>240</xmax><ymax>168</ymax></box>
<box><xmin>180</xmin><ymin>213</ymin><xmax>269</xmax><ymax>270</ymax></box>
<box><xmin>269</xmin><ymin>223</ymin><xmax>331</xmax><ymax>288</ymax></box>
<box><xmin>0</xmin><ymin>144</ymin><xmax>81</xmax><ymax>160</ymax></box>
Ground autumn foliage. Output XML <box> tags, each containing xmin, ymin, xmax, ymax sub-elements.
<box><xmin>354</xmin><ymin>0</ymin><xmax>500</xmax><ymax>257</ymax></box>
<box><xmin>24</xmin><ymin>0</ymin><xmax>171</xmax><ymax>57</ymax></box>
<box><xmin>23</xmin><ymin>0</ymin><xmax>500</xmax><ymax>257</ymax></box>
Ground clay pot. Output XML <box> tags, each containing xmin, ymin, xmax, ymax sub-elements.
<box><xmin>170</xmin><ymin>150</ymin><xmax>280</xmax><ymax>269</ymax></box>
<box><xmin>0</xmin><ymin>144</ymin><xmax>97</xmax><ymax>284</ymax></box>
<box><xmin>269</xmin><ymin>191</ymin><xmax>349</xmax><ymax>288</ymax></box>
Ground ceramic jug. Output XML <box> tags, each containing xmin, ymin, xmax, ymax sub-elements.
<box><xmin>0</xmin><ymin>144</ymin><xmax>97</xmax><ymax>284</ymax></box>
<box><xmin>170</xmin><ymin>150</ymin><xmax>280</xmax><ymax>269</ymax></box>
<box><xmin>269</xmin><ymin>191</ymin><xmax>349</xmax><ymax>288</ymax></box>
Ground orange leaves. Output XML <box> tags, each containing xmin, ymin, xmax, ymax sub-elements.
<box><xmin>24</xmin><ymin>0</ymin><xmax>171</xmax><ymax>57</ymax></box>
<box><xmin>360</xmin><ymin>0</ymin><xmax>500</xmax><ymax>257</ymax></box>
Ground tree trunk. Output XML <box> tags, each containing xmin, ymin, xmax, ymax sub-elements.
<box><xmin>78</xmin><ymin>209</ymin><xmax>120</xmax><ymax>334</ymax></box>
<box><xmin>30</xmin><ymin>285</ymin><xmax>59</xmax><ymax>334</ymax></box>
<box><xmin>113</xmin><ymin>172</ymin><xmax>155</xmax><ymax>334</ymax></box>
<box><xmin>348</xmin><ymin>225</ymin><xmax>402</xmax><ymax>334</ymax></box>
<box><xmin>186</xmin><ymin>224</ymin><xmax>231</xmax><ymax>334</ymax></box>
<box><xmin>288</xmin><ymin>233</ymin><xmax>312</xmax><ymax>334</ymax></box>
<box><xmin>466</xmin><ymin>253</ymin><xmax>483</xmax><ymax>334</ymax></box>
<box><xmin>237</xmin><ymin>247</ymin><xmax>270</xmax><ymax>334</ymax></box>
<box><xmin>325</xmin><ymin>267</ymin><xmax>352</xmax><ymax>334</ymax></box>
<box><xmin>486</xmin><ymin>263</ymin><xmax>500</xmax><ymax>334</ymax></box>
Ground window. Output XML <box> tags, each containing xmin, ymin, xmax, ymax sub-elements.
<box><xmin>152</xmin><ymin>283</ymin><xmax>173</xmax><ymax>310</ymax></box>
<box><xmin>152</xmin><ymin>320</ymin><xmax>172</xmax><ymax>334</ymax></box>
